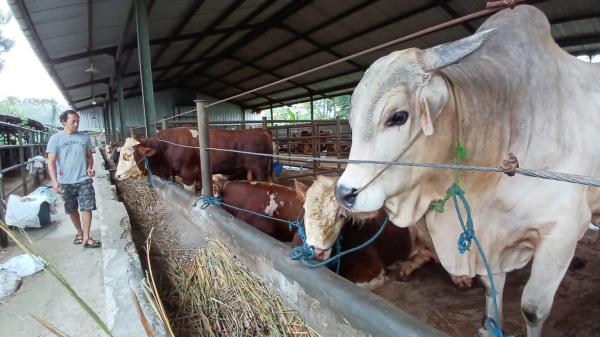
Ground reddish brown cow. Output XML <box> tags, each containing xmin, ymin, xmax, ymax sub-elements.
<box><xmin>218</xmin><ymin>180</ymin><xmax>306</xmax><ymax>242</ymax></box>
<box><xmin>116</xmin><ymin>127</ymin><xmax>273</xmax><ymax>187</ymax></box>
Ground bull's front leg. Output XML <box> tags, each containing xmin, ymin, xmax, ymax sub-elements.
<box><xmin>520</xmin><ymin>226</ymin><xmax>579</xmax><ymax>337</ymax></box>
<box><xmin>477</xmin><ymin>272</ymin><xmax>506</xmax><ymax>337</ymax></box>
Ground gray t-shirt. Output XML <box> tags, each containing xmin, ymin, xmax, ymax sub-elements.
<box><xmin>46</xmin><ymin>131</ymin><xmax>92</xmax><ymax>184</ymax></box>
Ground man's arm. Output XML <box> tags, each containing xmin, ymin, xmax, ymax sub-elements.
<box><xmin>47</xmin><ymin>152</ymin><xmax>60</xmax><ymax>192</ymax></box>
<box><xmin>87</xmin><ymin>149</ymin><xmax>93</xmax><ymax>170</ymax></box>
<box><xmin>87</xmin><ymin>149</ymin><xmax>95</xmax><ymax>177</ymax></box>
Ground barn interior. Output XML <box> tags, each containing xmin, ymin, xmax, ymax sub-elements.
<box><xmin>2</xmin><ymin>1</ymin><xmax>600</xmax><ymax>336</ymax></box>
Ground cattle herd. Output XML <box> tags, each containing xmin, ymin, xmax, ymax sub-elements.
<box><xmin>108</xmin><ymin>5</ymin><xmax>599</xmax><ymax>337</ymax></box>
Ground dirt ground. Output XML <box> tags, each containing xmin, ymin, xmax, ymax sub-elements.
<box><xmin>374</xmin><ymin>231</ymin><xmax>600</xmax><ymax>337</ymax></box>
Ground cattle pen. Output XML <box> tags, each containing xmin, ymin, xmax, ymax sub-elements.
<box><xmin>4</xmin><ymin>1</ymin><xmax>600</xmax><ymax>337</ymax></box>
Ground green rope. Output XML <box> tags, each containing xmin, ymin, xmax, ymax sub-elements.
<box><xmin>429</xmin><ymin>143</ymin><xmax>468</xmax><ymax>213</ymax></box>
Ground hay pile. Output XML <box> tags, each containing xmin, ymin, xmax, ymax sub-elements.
<box><xmin>166</xmin><ymin>239</ymin><xmax>320</xmax><ymax>337</ymax></box>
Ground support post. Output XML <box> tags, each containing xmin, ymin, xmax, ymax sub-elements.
<box><xmin>311</xmin><ymin>121</ymin><xmax>318</xmax><ymax>174</ymax></box>
<box><xmin>196</xmin><ymin>100</ymin><xmax>212</xmax><ymax>197</ymax></box>
<box><xmin>336</xmin><ymin>117</ymin><xmax>342</xmax><ymax>176</ymax></box>
<box><xmin>109</xmin><ymin>89</ymin><xmax>118</xmax><ymax>141</ymax></box>
<box><xmin>240</xmin><ymin>109</ymin><xmax>246</xmax><ymax>130</ymax></box>
<box><xmin>103</xmin><ymin>108</ymin><xmax>110</xmax><ymax>144</ymax></box>
<box><xmin>161</xmin><ymin>119</ymin><xmax>167</xmax><ymax>131</ymax></box>
<box><xmin>261</xmin><ymin>116</ymin><xmax>268</xmax><ymax>130</ymax></box>
<box><xmin>17</xmin><ymin>128</ymin><xmax>27</xmax><ymax>195</ymax></box>
<box><xmin>30</xmin><ymin>131</ymin><xmax>40</xmax><ymax>187</ymax></box>
<box><xmin>116</xmin><ymin>61</ymin><xmax>127</xmax><ymax>141</ymax></box>
<box><xmin>135</xmin><ymin>0</ymin><xmax>157</xmax><ymax>137</ymax></box>
<box><xmin>0</xmin><ymin>147</ymin><xmax>4</xmax><ymax>203</ymax></box>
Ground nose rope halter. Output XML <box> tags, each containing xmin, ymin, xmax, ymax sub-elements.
<box><xmin>352</xmin><ymin>71</ymin><xmax>457</xmax><ymax>196</ymax></box>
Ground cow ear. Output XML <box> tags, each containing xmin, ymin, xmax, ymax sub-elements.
<box><xmin>293</xmin><ymin>179</ymin><xmax>309</xmax><ymax>198</ymax></box>
<box><xmin>134</xmin><ymin>145</ymin><xmax>157</xmax><ymax>157</ymax></box>
<box><xmin>418</xmin><ymin>75</ymin><xmax>449</xmax><ymax>136</ymax></box>
<box><xmin>422</xmin><ymin>28</ymin><xmax>495</xmax><ymax>70</ymax></box>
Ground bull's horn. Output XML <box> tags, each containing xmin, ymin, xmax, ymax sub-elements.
<box><xmin>423</xmin><ymin>28</ymin><xmax>496</xmax><ymax>70</ymax></box>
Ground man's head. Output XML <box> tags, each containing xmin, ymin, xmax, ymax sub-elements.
<box><xmin>60</xmin><ymin>110</ymin><xmax>80</xmax><ymax>134</ymax></box>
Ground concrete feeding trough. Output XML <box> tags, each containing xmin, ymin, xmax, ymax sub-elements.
<box><xmin>151</xmin><ymin>175</ymin><xmax>449</xmax><ymax>337</ymax></box>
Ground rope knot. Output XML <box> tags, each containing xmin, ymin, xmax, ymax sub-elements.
<box><xmin>458</xmin><ymin>229</ymin><xmax>474</xmax><ymax>254</ymax></box>
<box><xmin>290</xmin><ymin>244</ymin><xmax>315</xmax><ymax>261</ymax></box>
<box><xmin>500</xmin><ymin>152</ymin><xmax>519</xmax><ymax>177</ymax></box>
<box><xmin>194</xmin><ymin>195</ymin><xmax>222</xmax><ymax>209</ymax></box>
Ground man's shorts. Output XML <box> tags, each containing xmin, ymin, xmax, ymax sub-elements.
<box><xmin>61</xmin><ymin>179</ymin><xmax>97</xmax><ymax>214</ymax></box>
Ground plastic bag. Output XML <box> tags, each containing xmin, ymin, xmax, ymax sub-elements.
<box><xmin>0</xmin><ymin>254</ymin><xmax>45</xmax><ymax>278</ymax></box>
<box><xmin>0</xmin><ymin>270</ymin><xmax>21</xmax><ymax>298</ymax></box>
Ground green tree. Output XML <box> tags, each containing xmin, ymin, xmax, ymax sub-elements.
<box><xmin>0</xmin><ymin>8</ymin><xmax>15</xmax><ymax>73</ymax></box>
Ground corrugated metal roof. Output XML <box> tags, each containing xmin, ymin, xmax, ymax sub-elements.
<box><xmin>8</xmin><ymin>0</ymin><xmax>600</xmax><ymax>112</ymax></box>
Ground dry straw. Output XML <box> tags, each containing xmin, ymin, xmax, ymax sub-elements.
<box><xmin>166</xmin><ymin>239</ymin><xmax>320</xmax><ymax>337</ymax></box>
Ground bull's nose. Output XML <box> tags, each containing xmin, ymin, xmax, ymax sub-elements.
<box><xmin>335</xmin><ymin>184</ymin><xmax>357</xmax><ymax>209</ymax></box>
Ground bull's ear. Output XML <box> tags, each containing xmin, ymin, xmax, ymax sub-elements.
<box><xmin>294</xmin><ymin>179</ymin><xmax>308</xmax><ymax>198</ymax></box>
<box><xmin>422</xmin><ymin>28</ymin><xmax>496</xmax><ymax>70</ymax></box>
<box><xmin>418</xmin><ymin>75</ymin><xmax>449</xmax><ymax>136</ymax></box>
<box><xmin>134</xmin><ymin>145</ymin><xmax>157</xmax><ymax>157</ymax></box>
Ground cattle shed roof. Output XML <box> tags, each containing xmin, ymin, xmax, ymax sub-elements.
<box><xmin>8</xmin><ymin>0</ymin><xmax>600</xmax><ymax>112</ymax></box>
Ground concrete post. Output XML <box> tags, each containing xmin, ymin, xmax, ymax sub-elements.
<box><xmin>135</xmin><ymin>0</ymin><xmax>157</xmax><ymax>138</ymax></box>
<box><xmin>196</xmin><ymin>100</ymin><xmax>212</xmax><ymax>197</ymax></box>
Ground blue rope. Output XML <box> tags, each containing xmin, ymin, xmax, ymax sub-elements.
<box><xmin>450</xmin><ymin>184</ymin><xmax>511</xmax><ymax>337</ymax></box>
<box><xmin>288</xmin><ymin>212</ymin><xmax>342</xmax><ymax>273</ymax></box>
<box><xmin>143</xmin><ymin>157</ymin><xmax>153</xmax><ymax>178</ymax></box>
<box><xmin>291</xmin><ymin>216</ymin><xmax>389</xmax><ymax>270</ymax></box>
<box><xmin>195</xmin><ymin>195</ymin><xmax>302</xmax><ymax>232</ymax></box>
<box><xmin>196</xmin><ymin>195</ymin><xmax>348</xmax><ymax>273</ymax></box>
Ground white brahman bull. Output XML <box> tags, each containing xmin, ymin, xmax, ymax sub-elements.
<box><xmin>335</xmin><ymin>5</ymin><xmax>600</xmax><ymax>337</ymax></box>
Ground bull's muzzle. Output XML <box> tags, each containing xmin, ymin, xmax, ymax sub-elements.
<box><xmin>335</xmin><ymin>184</ymin><xmax>357</xmax><ymax>209</ymax></box>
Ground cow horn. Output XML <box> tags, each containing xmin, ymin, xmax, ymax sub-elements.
<box><xmin>423</xmin><ymin>28</ymin><xmax>496</xmax><ymax>70</ymax></box>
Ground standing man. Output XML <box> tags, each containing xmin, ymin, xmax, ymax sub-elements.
<box><xmin>47</xmin><ymin>110</ymin><xmax>101</xmax><ymax>248</ymax></box>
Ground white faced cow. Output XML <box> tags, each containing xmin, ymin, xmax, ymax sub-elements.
<box><xmin>335</xmin><ymin>6</ymin><xmax>600</xmax><ymax>337</ymax></box>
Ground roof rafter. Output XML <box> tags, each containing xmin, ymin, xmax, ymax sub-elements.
<box><xmin>191</xmin><ymin>0</ymin><xmax>448</xmax><ymax>89</ymax></box>
<box><xmin>153</xmin><ymin>0</ymin><xmax>248</xmax><ymax>82</ymax></box>
<box><xmin>187</xmin><ymin>0</ymin><xmax>375</xmax><ymax>89</ymax></box>
<box><xmin>170</xmin><ymin>0</ymin><xmax>315</xmax><ymax>86</ymax></box>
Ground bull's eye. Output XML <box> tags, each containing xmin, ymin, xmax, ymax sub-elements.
<box><xmin>385</xmin><ymin>110</ymin><xmax>409</xmax><ymax>127</ymax></box>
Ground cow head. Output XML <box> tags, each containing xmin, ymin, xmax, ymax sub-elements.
<box><xmin>335</xmin><ymin>29</ymin><xmax>495</xmax><ymax>227</ymax></box>
<box><xmin>301</xmin><ymin>176</ymin><xmax>348</xmax><ymax>260</ymax></box>
<box><xmin>115</xmin><ymin>137</ymin><xmax>142</xmax><ymax>180</ymax></box>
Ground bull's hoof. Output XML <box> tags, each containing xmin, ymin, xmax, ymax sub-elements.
<box><xmin>450</xmin><ymin>275</ymin><xmax>473</xmax><ymax>289</ymax></box>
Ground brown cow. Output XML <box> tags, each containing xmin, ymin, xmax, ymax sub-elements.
<box><xmin>115</xmin><ymin>127</ymin><xmax>273</xmax><ymax>189</ymax></box>
<box><xmin>217</xmin><ymin>180</ymin><xmax>307</xmax><ymax>242</ymax></box>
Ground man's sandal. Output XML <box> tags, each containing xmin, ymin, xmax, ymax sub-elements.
<box><xmin>73</xmin><ymin>234</ymin><xmax>83</xmax><ymax>245</ymax></box>
<box><xmin>83</xmin><ymin>238</ymin><xmax>102</xmax><ymax>248</ymax></box>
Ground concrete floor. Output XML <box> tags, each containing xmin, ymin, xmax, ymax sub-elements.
<box><xmin>0</xmin><ymin>152</ymin><xmax>164</xmax><ymax>337</ymax></box>
<box><xmin>0</xmin><ymin>186</ymin><xmax>106</xmax><ymax>336</ymax></box>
